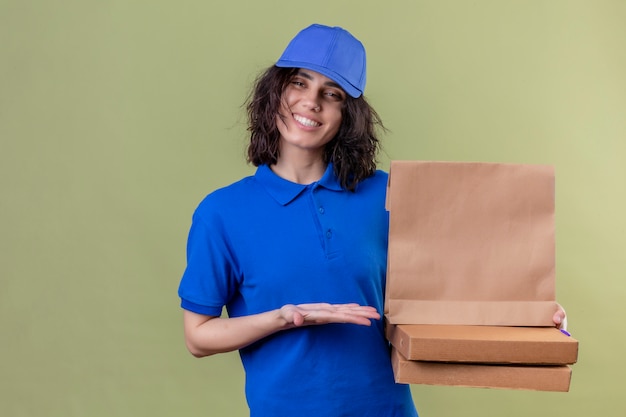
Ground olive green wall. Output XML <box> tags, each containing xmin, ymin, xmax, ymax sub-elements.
<box><xmin>2</xmin><ymin>1</ymin><xmax>625</xmax><ymax>416</ymax></box>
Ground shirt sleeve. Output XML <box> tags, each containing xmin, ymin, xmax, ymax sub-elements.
<box><xmin>177</xmin><ymin>201</ymin><xmax>239</xmax><ymax>316</ymax></box>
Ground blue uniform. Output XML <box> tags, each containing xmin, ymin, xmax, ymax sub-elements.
<box><xmin>178</xmin><ymin>164</ymin><xmax>417</xmax><ymax>417</ymax></box>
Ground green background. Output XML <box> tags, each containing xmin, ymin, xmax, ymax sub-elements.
<box><xmin>2</xmin><ymin>0</ymin><xmax>625</xmax><ymax>416</ymax></box>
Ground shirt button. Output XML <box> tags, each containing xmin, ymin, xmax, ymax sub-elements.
<box><xmin>326</xmin><ymin>229</ymin><xmax>332</xmax><ymax>239</ymax></box>
<box><xmin>318</xmin><ymin>207</ymin><xmax>325</xmax><ymax>214</ymax></box>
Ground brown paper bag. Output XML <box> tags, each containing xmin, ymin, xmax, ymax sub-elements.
<box><xmin>385</xmin><ymin>161</ymin><xmax>559</xmax><ymax>326</ymax></box>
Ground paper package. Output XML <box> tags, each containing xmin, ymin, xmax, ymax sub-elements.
<box><xmin>383</xmin><ymin>161</ymin><xmax>578</xmax><ymax>391</ymax></box>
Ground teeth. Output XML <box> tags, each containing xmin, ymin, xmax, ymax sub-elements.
<box><xmin>294</xmin><ymin>114</ymin><xmax>320</xmax><ymax>127</ymax></box>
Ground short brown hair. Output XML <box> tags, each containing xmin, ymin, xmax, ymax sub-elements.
<box><xmin>246</xmin><ymin>66</ymin><xmax>384</xmax><ymax>191</ymax></box>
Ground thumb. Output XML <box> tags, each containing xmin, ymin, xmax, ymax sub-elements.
<box><xmin>292</xmin><ymin>311</ymin><xmax>305</xmax><ymax>327</ymax></box>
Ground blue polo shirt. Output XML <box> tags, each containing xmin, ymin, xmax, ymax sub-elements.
<box><xmin>178</xmin><ymin>164</ymin><xmax>417</xmax><ymax>417</ymax></box>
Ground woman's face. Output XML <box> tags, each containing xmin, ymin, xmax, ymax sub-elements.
<box><xmin>276</xmin><ymin>69</ymin><xmax>345</xmax><ymax>158</ymax></box>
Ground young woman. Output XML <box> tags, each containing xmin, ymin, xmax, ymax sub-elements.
<box><xmin>178</xmin><ymin>24</ymin><xmax>566</xmax><ymax>417</ymax></box>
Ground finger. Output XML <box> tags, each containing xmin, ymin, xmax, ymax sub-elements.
<box><xmin>334</xmin><ymin>303</ymin><xmax>379</xmax><ymax>311</ymax></box>
<box><xmin>299</xmin><ymin>302</ymin><xmax>361</xmax><ymax>310</ymax></box>
<box><xmin>298</xmin><ymin>303</ymin><xmax>379</xmax><ymax>314</ymax></box>
<box><xmin>315</xmin><ymin>305</ymin><xmax>380</xmax><ymax>320</ymax></box>
<box><xmin>306</xmin><ymin>309</ymin><xmax>379</xmax><ymax>326</ymax></box>
<box><xmin>552</xmin><ymin>303</ymin><xmax>567</xmax><ymax>327</ymax></box>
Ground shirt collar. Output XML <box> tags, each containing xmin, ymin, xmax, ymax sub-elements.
<box><xmin>255</xmin><ymin>163</ymin><xmax>343</xmax><ymax>206</ymax></box>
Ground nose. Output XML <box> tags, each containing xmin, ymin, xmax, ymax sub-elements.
<box><xmin>302</xmin><ymin>90</ymin><xmax>321</xmax><ymax>112</ymax></box>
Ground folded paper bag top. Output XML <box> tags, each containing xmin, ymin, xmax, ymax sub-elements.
<box><xmin>385</xmin><ymin>161</ymin><xmax>559</xmax><ymax>326</ymax></box>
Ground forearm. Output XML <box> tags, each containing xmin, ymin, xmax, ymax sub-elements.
<box><xmin>183</xmin><ymin>302</ymin><xmax>381</xmax><ymax>357</ymax></box>
<box><xmin>183</xmin><ymin>309</ymin><xmax>289</xmax><ymax>357</ymax></box>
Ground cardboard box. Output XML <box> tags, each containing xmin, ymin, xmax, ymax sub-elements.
<box><xmin>386</xmin><ymin>321</ymin><xmax>579</xmax><ymax>365</ymax></box>
<box><xmin>391</xmin><ymin>348</ymin><xmax>572</xmax><ymax>392</ymax></box>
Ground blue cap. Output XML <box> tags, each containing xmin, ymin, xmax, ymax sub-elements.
<box><xmin>276</xmin><ymin>24</ymin><xmax>366</xmax><ymax>98</ymax></box>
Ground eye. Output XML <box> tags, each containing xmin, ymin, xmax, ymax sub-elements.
<box><xmin>324</xmin><ymin>89</ymin><xmax>344</xmax><ymax>101</ymax></box>
<box><xmin>290</xmin><ymin>78</ymin><xmax>306</xmax><ymax>88</ymax></box>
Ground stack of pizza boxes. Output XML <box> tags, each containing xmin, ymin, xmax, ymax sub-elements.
<box><xmin>384</xmin><ymin>161</ymin><xmax>578</xmax><ymax>391</ymax></box>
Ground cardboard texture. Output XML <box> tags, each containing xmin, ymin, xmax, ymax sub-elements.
<box><xmin>385</xmin><ymin>321</ymin><xmax>579</xmax><ymax>365</ymax></box>
<box><xmin>391</xmin><ymin>348</ymin><xmax>572</xmax><ymax>392</ymax></box>
<box><xmin>385</xmin><ymin>161</ymin><xmax>559</xmax><ymax>326</ymax></box>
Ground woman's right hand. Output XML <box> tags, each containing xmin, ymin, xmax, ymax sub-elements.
<box><xmin>279</xmin><ymin>303</ymin><xmax>381</xmax><ymax>327</ymax></box>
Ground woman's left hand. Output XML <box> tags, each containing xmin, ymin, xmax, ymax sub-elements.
<box><xmin>553</xmin><ymin>304</ymin><xmax>567</xmax><ymax>329</ymax></box>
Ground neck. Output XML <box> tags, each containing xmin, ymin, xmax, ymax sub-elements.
<box><xmin>271</xmin><ymin>154</ymin><xmax>327</xmax><ymax>185</ymax></box>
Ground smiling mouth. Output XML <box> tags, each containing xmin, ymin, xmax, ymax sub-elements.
<box><xmin>293</xmin><ymin>114</ymin><xmax>321</xmax><ymax>127</ymax></box>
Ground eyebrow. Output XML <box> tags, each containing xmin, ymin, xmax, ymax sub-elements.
<box><xmin>297</xmin><ymin>70</ymin><xmax>343</xmax><ymax>90</ymax></box>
